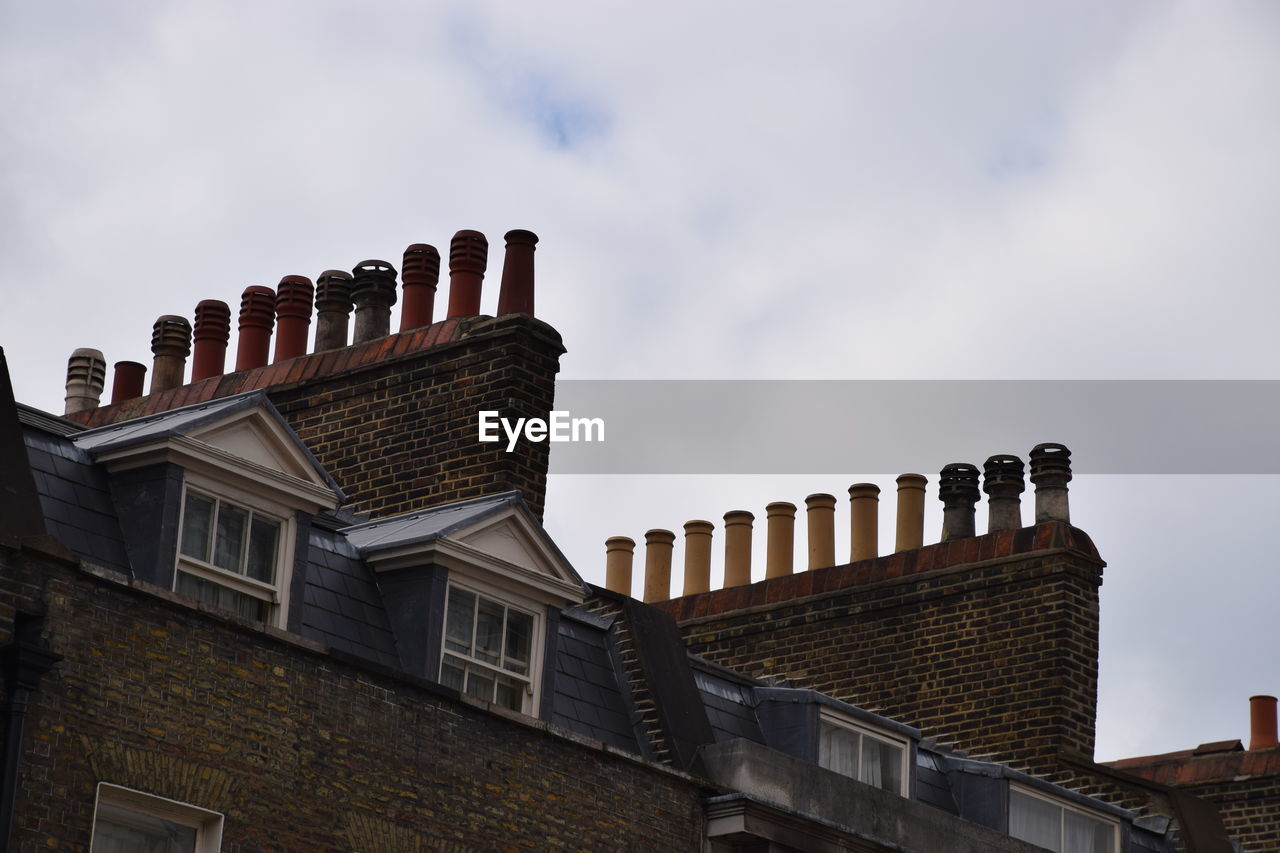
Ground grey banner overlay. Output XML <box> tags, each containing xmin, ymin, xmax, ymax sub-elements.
<box><xmin>531</xmin><ymin>381</ymin><xmax>1280</xmax><ymax>474</ymax></box>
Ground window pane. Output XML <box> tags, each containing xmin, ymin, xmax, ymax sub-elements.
<box><xmin>474</xmin><ymin>597</ymin><xmax>504</xmax><ymax>665</ymax></box>
<box><xmin>862</xmin><ymin>736</ymin><xmax>904</xmax><ymax>794</ymax></box>
<box><xmin>246</xmin><ymin>516</ymin><xmax>279</xmax><ymax>583</ymax></box>
<box><xmin>1064</xmin><ymin>808</ymin><xmax>1114</xmax><ymax>853</ymax></box>
<box><xmin>445</xmin><ymin>589</ymin><xmax>476</xmax><ymax>654</ymax></box>
<box><xmin>440</xmin><ymin>655</ymin><xmax>465</xmax><ymax>692</ymax></box>
<box><xmin>819</xmin><ymin>723</ymin><xmax>860</xmax><ymax>778</ymax></box>
<box><xmin>1010</xmin><ymin>790</ymin><xmax>1063</xmax><ymax>852</ymax></box>
<box><xmin>179</xmin><ymin>493</ymin><xmax>214</xmax><ymax>561</ymax></box>
<box><xmin>93</xmin><ymin>802</ymin><xmax>197</xmax><ymax>853</ymax></box>
<box><xmin>504</xmin><ymin>609</ymin><xmax>532</xmax><ymax>674</ymax></box>
<box><xmin>465</xmin><ymin>667</ymin><xmax>495</xmax><ymax>702</ymax></box>
<box><xmin>495</xmin><ymin>674</ymin><xmax>523</xmax><ymax>711</ymax></box>
<box><xmin>176</xmin><ymin>572</ymin><xmax>268</xmax><ymax>623</ymax></box>
<box><xmin>213</xmin><ymin>503</ymin><xmax>247</xmax><ymax>572</ymax></box>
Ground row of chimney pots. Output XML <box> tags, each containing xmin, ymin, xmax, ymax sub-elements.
<box><xmin>63</xmin><ymin>229</ymin><xmax>538</xmax><ymax>414</ymax></box>
<box><xmin>607</xmin><ymin>444</ymin><xmax>1074</xmax><ymax>602</ymax></box>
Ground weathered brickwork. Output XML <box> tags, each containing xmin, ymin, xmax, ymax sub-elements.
<box><xmin>1187</xmin><ymin>776</ymin><xmax>1280</xmax><ymax>853</ymax></box>
<box><xmin>655</xmin><ymin>522</ymin><xmax>1104</xmax><ymax>779</ymax></box>
<box><xmin>3</xmin><ymin>550</ymin><xmax>707</xmax><ymax>853</ymax></box>
<box><xmin>70</xmin><ymin>313</ymin><xmax>565</xmax><ymax>520</ymax></box>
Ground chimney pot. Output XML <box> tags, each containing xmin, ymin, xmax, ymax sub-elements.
<box><xmin>64</xmin><ymin>348</ymin><xmax>106</xmax><ymax>415</ymax></box>
<box><xmin>643</xmin><ymin>528</ymin><xmax>676</xmax><ymax>603</ymax></box>
<box><xmin>604</xmin><ymin>536</ymin><xmax>636</xmax><ymax>597</ymax></box>
<box><xmin>983</xmin><ymin>454</ymin><xmax>1026</xmax><ymax>532</ymax></box>
<box><xmin>1029</xmin><ymin>443</ymin><xmax>1072</xmax><ymax>524</ymax></box>
<box><xmin>234</xmin><ymin>286</ymin><xmax>276</xmax><ymax>372</ymax></box>
<box><xmin>765</xmin><ymin>501</ymin><xmax>797</xmax><ymax>579</ymax></box>
<box><xmin>273</xmin><ymin>275</ymin><xmax>314</xmax><ymax>362</ymax></box>
<box><xmin>314</xmin><ymin>270</ymin><xmax>354</xmax><ymax>351</ymax></box>
<box><xmin>723</xmin><ymin>510</ymin><xmax>755</xmax><ymax>588</ymax></box>
<box><xmin>351</xmin><ymin>260</ymin><xmax>398</xmax><ymax>344</ymax></box>
<box><xmin>400</xmin><ymin>244</ymin><xmax>441</xmax><ymax>331</ymax></box>
<box><xmin>191</xmin><ymin>299</ymin><xmax>232</xmax><ymax>382</ymax></box>
<box><xmin>110</xmin><ymin>361</ymin><xmax>147</xmax><ymax>403</ymax></box>
<box><xmin>149</xmin><ymin>315</ymin><xmax>192</xmax><ymax>394</ymax></box>
<box><xmin>1250</xmin><ymin>695</ymin><xmax>1278</xmax><ymax>750</ymax></box>
<box><xmin>849</xmin><ymin>483</ymin><xmax>880</xmax><ymax>561</ymax></box>
<box><xmin>446</xmin><ymin>230</ymin><xmax>489</xmax><ymax>319</ymax></box>
<box><xmin>938</xmin><ymin>463</ymin><xmax>980</xmax><ymax>541</ymax></box>
<box><xmin>894</xmin><ymin>474</ymin><xmax>928</xmax><ymax>552</ymax></box>
<box><xmin>683</xmin><ymin>520</ymin><xmax>715</xmax><ymax>595</ymax></box>
<box><xmin>805</xmin><ymin>493</ymin><xmax>837</xmax><ymax>570</ymax></box>
<box><xmin>496</xmin><ymin>229</ymin><xmax>538</xmax><ymax>316</ymax></box>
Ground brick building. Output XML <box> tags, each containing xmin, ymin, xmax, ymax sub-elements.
<box><xmin>0</xmin><ymin>228</ymin><xmax>1271</xmax><ymax>851</ymax></box>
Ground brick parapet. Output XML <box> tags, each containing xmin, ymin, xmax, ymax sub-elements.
<box><xmin>655</xmin><ymin>524</ymin><xmax>1104</xmax><ymax>778</ymax></box>
<box><xmin>3</xmin><ymin>547</ymin><xmax>709</xmax><ymax>852</ymax></box>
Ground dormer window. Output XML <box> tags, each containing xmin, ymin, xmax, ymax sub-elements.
<box><xmin>176</xmin><ymin>488</ymin><xmax>284</xmax><ymax>623</ymax></box>
<box><xmin>441</xmin><ymin>583</ymin><xmax>536</xmax><ymax>711</ymax></box>
<box><xmin>818</xmin><ymin>711</ymin><xmax>909</xmax><ymax>795</ymax></box>
<box><xmin>1009</xmin><ymin>786</ymin><xmax>1118</xmax><ymax>853</ymax></box>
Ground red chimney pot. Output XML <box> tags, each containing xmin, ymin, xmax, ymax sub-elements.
<box><xmin>400</xmin><ymin>244</ymin><xmax>441</xmax><ymax>331</ymax></box>
<box><xmin>1250</xmin><ymin>695</ymin><xmax>1278</xmax><ymax>750</ymax></box>
<box><xmin>191</xmin><ymin>299</ymin><xmax>232</xmax><ymax>381</ymax></box>
<box><xmin>496</xmin><ymin>229</ymin><xmax>538</xmax><ymax>316</ymax></box>
<box><xmin>235</xmin><ymin>286</ymin><xmax>276</xmax><ymax>372</ymax></box>
<box><xmin>110</xmin><ymin>361</ymin><xmax>147</xmax><ymax>403</ymax></box>
<box><xmin>273</xmin><ymin>275</ymin><xmax>314</xmax><ymax>363</ymax></box>
<box><xmin>446</xmin><ymin>230</ymin><xmax>488</xmax><ymax>319</ymax></box>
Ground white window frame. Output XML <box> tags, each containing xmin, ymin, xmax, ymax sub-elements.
<box><xmin>818</xmin><ymin>709</ymin><xmax>911</xmax><ymax>796</ymax></box>
<box><xmin>174</xmin><ymin>475</ymin><xmax>297</xmax><ymax>628</ymax></box>
<box><xmin>1008</xmin><ymin>784</ymin><xmax>1120</xmax><ymax>853</ymax></box>
<box><xmin>90</xmin><ymin>783</ymin><xmax>223</xmax><ymax>853</ymax></box>
<box><xmin>439</xmin><ymin>580</ymin><xmax>544</xmax><ymax>715</ymax></box>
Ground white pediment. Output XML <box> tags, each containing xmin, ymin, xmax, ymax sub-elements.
<box><xmin>455</xmin><ymin>511</ymin><xmax>580</xmax><ymax>590</ymax></box>
<box><xmin>193</xmin><ymin>414</ymin><xmax>316</xmax><ymax>483</ymax></box>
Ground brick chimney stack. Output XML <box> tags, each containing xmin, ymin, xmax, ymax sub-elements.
<box><xmin>351</xmin><ymin>261</ymin><xmax>397</xmax><ymax>344</ymax></box>
<box><xmin>149</xmin><ymin>315</ymin><xmax>191</xmax><ymax>394</ymax></box>
<box><xmin>63</xmin><ymin>348</ymin><xmax>106</xmax><ymax>415</ymax></box>
<box><xmin>939</xmin><ymin>463</ymin><xmax>980</xmax><ymax>541</ymax></box>
<box><xmin>446</xmin><ymin>230</ymin><xmax>488</xmax><ymax>319</ymax></box>
<box><xmin>191</xmin><ymin>300</ymin><xmax>232</xmax><ymax>382</ymax></box>
<box><xmin>496</xmin><ymin>229</ymin><xmax>538</xmax><ymax>316</ymax></box>
<box><xmin>400</xmin><ymin>244</ymin><xmax>441</xmax><ymax>332</ymax></box>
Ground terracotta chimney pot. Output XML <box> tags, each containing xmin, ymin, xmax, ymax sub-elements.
<box><xmin>110</xmin><ymin>361</ymin><xmax>147</xmax><ymax>403</ymax></box>
<box><xmin>400</xmin><ymin>244</ymin><xmax>441</xmax><ymax>331</ymax></box>
<box><xmin>273</xmin><ymin>276</ymin><xmax>314</xmax><ymax>362</ymax></box>
<box><xmin>604</xmin><ymin>536</ymin><xmax>635</xmax><ymax>597</ymax></box>
<box><xmin>894</xmin><ymin>474</ymin><xmax>928</xmax><ymax>552</ymax></box>
<box><xmin>191</xmin><ymin>299</ymin><xmax>231</xmax><ymax>381</ymax></box>
<box><xmin>446</xmin><ymin>230</ymin><xmax>488</xmax><ymax>319</ymax></box>
<box><xmin>805</xmin><ymin>493</ymin><xmax>836</xmax><ymax>570</ymax></box>
<box><xmin>234</xmin><ymin>286</ymin><xmax>276</xmax><ymax>372</ymax></box>
<box><xmin>1029</xmin><ymin>443</ymin><xmax>1072</xmax><ymax>524</ymax></box>
<box><xmin>723</xmin><ymin>510</ymin><xmax>754</xmax><ymax>588</ymax></box>
<box><xmin>765</xmin><ymin>501</ymin><xmax>796</xmax><ymax>579</ymax></box>
<box><xmin>643</xmin><ymin>528</ymin><xmax>675</xmax><ymax>603</ymax></box>
<box><xmin>849</xmin><ymin>483</ymin><xmax>880</xmax><ymax>562</ymax></box>
<box><xmin>496</xmin><ymin>229</ymin><xmax>538</xmax><ymax>316</ymax></box>
<box><xmin>683</xmin><ymin>520</ymin><xmax>714</xmax><ymax>595</ymax></box>
<box><xmin>1250</xmin><ymin>695</ymin><xmax>1278</xmax><ymax>750</ymax></box>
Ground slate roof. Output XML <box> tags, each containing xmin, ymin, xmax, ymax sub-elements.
<box><xmin>550</xmin><ymin>609</ymin><xmax>641</xmax><ymax>752</ymax></box>
<box><xmin>20</xmin><ymin>416</ymin><xmax>131</xmax><ymax>574</ymax></box>
<box><xmin>299</xmin><ymin>525</ymin><xmax>401</xmax><ymax>669</ymax></box>
<box><xmin>341</xmin><ymin>491</ymin><xmax>526</xmax><ymax>551</ymax></box>
<box><xmin>693</xmin><ymin>664</ymin><xmax>764</xmax><ymax>744</ymax></box>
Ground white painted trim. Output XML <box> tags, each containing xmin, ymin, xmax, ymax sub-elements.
<box><xmin>91</xmin><ymin>782</ymin><xmax>224</xmax><ymax>853</ymax></box>
<box><xmin>818</xmin><ymin>708</ymin><xmax>911</xmax><ymax>797</ymax></box>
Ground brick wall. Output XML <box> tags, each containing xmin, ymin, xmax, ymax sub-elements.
<box><xmin>72</xmin><ymin>313</ymin><xmax>565</xmax><ymax>520</ymax></box>
<box><xmin>1186</xmin><ymin>775</ymin><xmax>1280</xmax><ymax>853</ymax></box>
<box><xmin>655</xmin><ymin>522</ymin><xmax>1104</xmax><ymax>779</ymax></box>
<box><xmin>3</xmin><ymin>547</ymin><xmax>707</xmax><ymax>852</ymax></box>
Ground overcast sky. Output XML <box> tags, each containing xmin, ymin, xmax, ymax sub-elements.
<box><xmin>2</xmin><ymin>1</ymin><xmax>1277</xmax><ymax>763</ymax></box>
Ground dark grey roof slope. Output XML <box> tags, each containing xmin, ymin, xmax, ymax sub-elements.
<box><xmin>693</xmin><ymin>664</ymin><xmax>763</xmax><ymax>744</ymax></box>
<box><xmin>341</xmin><ymin>491</ymin><xmax>525</xmax><ymax>551</ymax></box>
<box><xmin>22</xmin><ymin>426</ymin><xmax>130</xmax><ymax>574</ymax></box>
<box><xmin>551</xmin><ymin>610</ymin><xmax>641</xmax><ymax>753</ymax></box>
<box><xmin>73</xmin><ymin>391</ymin><xmax>343</xmax><ymax>499</ymax></box>
<box><xmin>299</xmin><ymin>526</ymin><xmax>401</xmax><ymax>670</ymax></box>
